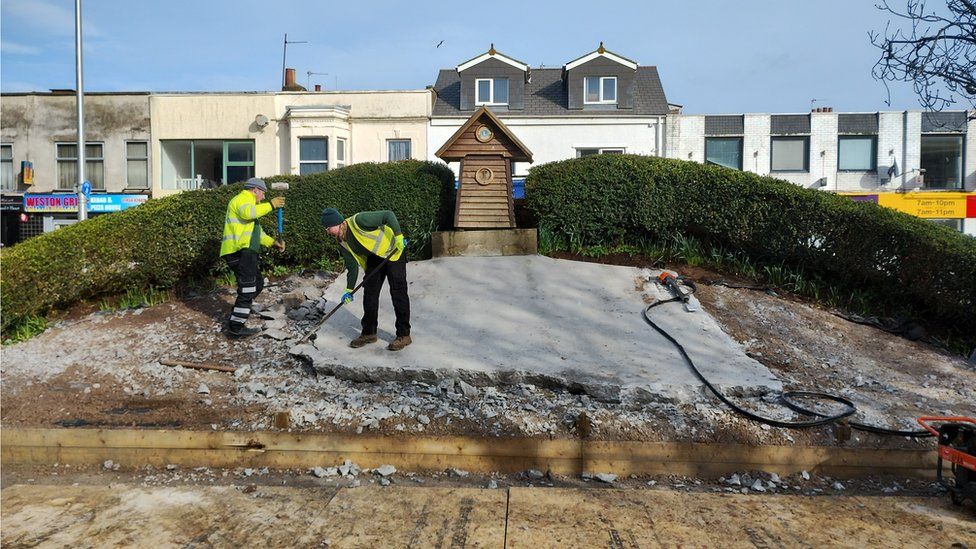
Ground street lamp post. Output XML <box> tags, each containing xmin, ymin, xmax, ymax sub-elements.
<box><xmin>75</xmin><ymin>0</ymin><xmax>87</xmax><ymax>220</ymax></box>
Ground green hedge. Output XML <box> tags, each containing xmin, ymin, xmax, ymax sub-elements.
<box><xmin>0</xmin><ymin>160</ymin><xmax>455</xmax><ymax>331</ymax></box>
<box><xmin>525</xmin><ymin>154</ymin><xmax>976</xmax><ymax>338</ymax></box>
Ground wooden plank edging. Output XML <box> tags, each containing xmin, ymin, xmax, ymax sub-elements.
<box><xmin>0</xmin><ymin>428</ymin><xmax>937</xmax><ymax>479</ymax></box>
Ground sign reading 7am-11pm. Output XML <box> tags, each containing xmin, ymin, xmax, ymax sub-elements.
<box><xmin>24</xmin><ymin>193</ymin><xmax>148</xmax><ymax>213</ymax></box>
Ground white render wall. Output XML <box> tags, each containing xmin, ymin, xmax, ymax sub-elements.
<box><xmin>429</xmin><ymin>117</ymin><xmax>665</xmax><ymax>177</ymax></box>
<box><xmin>150</xmin><ymin>90</ymin><xmax>430</xmax><ymax>197</ymax></box>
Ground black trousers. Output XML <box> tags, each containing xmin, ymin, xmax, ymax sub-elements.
<box><xmin>224</xmin><ymin>250</ymin><xmax>263</xmax><ymax>330</ymax></box>
<box><xmin>361</xmin><ymin>254</ymin><xmax>410</xmax><ymax>337</ymax></box>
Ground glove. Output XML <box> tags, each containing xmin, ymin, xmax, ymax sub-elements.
<box><xmin>341</xmin><ymin>289</ymin><xmax>354</xmax><ymax>304</ymax></box>
<box><xmin>270</xmin><ymin>196</ymin><xmax>285</xmax><ymax>209</ymax></box>
<box><xmin>273</xmin><ymin>239</ymin><xmax>285</xmax><ymax>252</ymax></box>
<box><xmin>394</xmin><ymin>234</ymin><xmax>407</xmax><ymax>252</ymax></box>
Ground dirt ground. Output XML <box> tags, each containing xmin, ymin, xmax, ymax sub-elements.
<box><xmin>2</xmin><ymin>257</ymin><xmax>973</xmax><ymax>449</ymax></box>
<box><xmin>1</xmin><ymin>464</ymin><xmax>973</xmax><ymax>548</ymax></box>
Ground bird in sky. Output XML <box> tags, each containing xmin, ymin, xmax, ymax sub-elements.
<box><xmin>436</xmin><ymin>40</ymin><xmax>444</xmax><ymax>48</ymax></box>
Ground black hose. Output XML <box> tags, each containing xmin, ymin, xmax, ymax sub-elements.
<box><xmin>643</xmin><ymin>279</ymin><xmax>934</xmax><ymax>437</ymax></box>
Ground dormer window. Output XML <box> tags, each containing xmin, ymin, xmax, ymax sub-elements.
<box><xmin>476</xmin><ymin>78</ymin><xmax>509</xmax><ymax>106</ymax></box>
<box><xmin>584</xmin><ymin>76</ymin><xmax>617</xmax><ymax>104</ymax></box>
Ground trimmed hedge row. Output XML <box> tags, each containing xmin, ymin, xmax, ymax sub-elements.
<box><xmin>525</xmin><ymin>154</ymin><xmax>976</xmax><ymax>337</ymax></box>
<box><xmin>0</xmin><ymin>160</ymin><xmax>455</xmax><ymax>331</ymax></box>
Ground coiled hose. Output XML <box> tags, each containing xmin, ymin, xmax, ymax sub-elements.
<box><xmin>642</xmin><ymin>278</ymin><xmax>933</xmax><ymax>437</ymax></box>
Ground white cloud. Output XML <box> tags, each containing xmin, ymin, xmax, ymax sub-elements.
<box><xmin>1</xmin><ymin>40</ymin><xmax>41</xmax><ymax>55</ymax></box>
<box><xmin>2</xmin><ymin>0</ymin><xmax>101</xmax><ymax>37</ymax></box>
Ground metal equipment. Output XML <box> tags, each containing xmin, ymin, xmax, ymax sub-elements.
<box><xmin>918</xmin><ymin>416</ymin><xmax>976</xmax><ymax>506</ymax></box>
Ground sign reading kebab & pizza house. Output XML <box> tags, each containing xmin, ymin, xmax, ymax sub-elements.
<box><xmin>23</xmin><ymin>193</ymin><xmax>148</xmax><ymax>214</ymax></box>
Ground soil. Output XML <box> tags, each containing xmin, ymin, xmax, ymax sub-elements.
<box><xmin>2</xmin><ymin>257</ymin><xmax>973</xmax><ymax>449</ymax></box>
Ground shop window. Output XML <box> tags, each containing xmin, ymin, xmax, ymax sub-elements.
<box><xmin>838</xmin><ymin>136</ymin><xmax>877</xmax><ymax>171</ymax></box>
<box><xmin>126</xmin><ymin>141</ymin><xmax>149</xmax><ymax>189</ymax></box>
<box><xmin>584</xmin><ymin>76</ymin><xmax>617</xmax><ymax>104</ymax></box>
<box><xmin>927</xmin><ymin>218</ymin><xmax>963</xmax><ymax>232</ymax></box>
<box><xmin>388</xmin><ymin>139</ymin><xmax>411</xmax><ymax>162</ymax></box>
<box><xmin>705</xmin><ymin>137</ymin><xmax>743</xmax><ymax>170</ymax></box>
<box><xmin>57</xmin><ymin>143</ymin><xmax>104</xmax><ymax>190</ymax></box>
<box><xmin>160</xmin><ymin>140</ymin><xmax>254</xmax><ymax>190</ymax></box>
<box><xmin>770</xmin><ymin>136</ymin><xmax>809</xmax><ymax>172</ymax></box>
<box><xmin>920</xmin><ymin>135</ymin><xmax>964</xmax><ymax>189</ymax></box>
<box><xmin>1</xmin><ymin>144</ymin><xmax>13</xmax><ymax>191</ymax></box>
<box><xmin>475</xmin><ymin>78</ymin><xmax>509</xmax><ymax>106</ymax></box>
<box><xmin>299</xmin><ymin>137</ymin><xmax>328</xmax><ymax>175</ymax></box>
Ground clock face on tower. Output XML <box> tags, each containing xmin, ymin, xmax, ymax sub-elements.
<box><xmin>475</xmin><ymin>125</ymin><xmax>493</xmax><ymax>143</ymax></box>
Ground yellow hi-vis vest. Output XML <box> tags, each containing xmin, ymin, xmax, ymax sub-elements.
<box><xmin>220</xmin><ymin>190</ymin><xmax>274</xmax><ymax>256</ymax></box>
<box><xmin>340</xmin><ymin>214</ymin><xmax>403</xmax><ymax>269</ymax></box>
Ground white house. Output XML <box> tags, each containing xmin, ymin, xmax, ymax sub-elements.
<box><xmin>428</xmin><ymin>44</ymin><xmax>670</xmax><ymax>195</ymax></box>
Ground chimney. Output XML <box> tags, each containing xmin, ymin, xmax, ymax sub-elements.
<box><xmin>281</xmin><ymin>68</ymin><xmax>307</xmax><ymax>92</ymax></box>
<box><xmin>314</xmin><ymin>84</ymin><xmax>321</xmax><ymax>92</ymax></box>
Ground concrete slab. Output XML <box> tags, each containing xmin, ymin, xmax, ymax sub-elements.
<box><xmin>291</xmin><ymin>256</ymin><xmax>781</xmax><ymax>402</ymax></box>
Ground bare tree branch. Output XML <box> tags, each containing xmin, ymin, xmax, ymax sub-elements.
<box><xmin>871</xmin><ymin>0</ymin><xmax>976</xmax><ymax>111</ymax></box>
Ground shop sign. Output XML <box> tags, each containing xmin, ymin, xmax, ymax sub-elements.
<box><xmin>24</xmin><ymin>193</ymin><xmax>148</xmax><ymax>213</ymax></box>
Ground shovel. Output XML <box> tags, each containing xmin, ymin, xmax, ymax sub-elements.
<box><xmin>296</xmin><ymin>247</ymin><xmax>398</xmax><ymax>345</ymax></box>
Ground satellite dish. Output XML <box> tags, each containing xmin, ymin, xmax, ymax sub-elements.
<box><xmin>254</xmin><ymin>114</ymin><xmax>270</xmax><ymax>128</ymax></box>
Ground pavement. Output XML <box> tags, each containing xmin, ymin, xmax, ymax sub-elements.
<box><xmin>2</xmin><ymin>483</ymin><xmax>972</xmax><ymax>547</ymax></box>
<box><xmin>291</xmin><ymin>255</ymin><xmax>781</xmax><ymax>403</ymax></box>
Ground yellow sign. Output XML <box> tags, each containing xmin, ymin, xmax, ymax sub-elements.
<box><xmin>877</xmin><ymin>192</ymin><xmax>970</xmax><ymax>218</ymax></box>
<box><xmin>841</xmin><ymin>191</ymin><xmax>975</xmax><ymax>219</ymax></box>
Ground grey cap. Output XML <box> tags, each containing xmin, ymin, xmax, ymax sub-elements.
<box><xmin>244</xmin><ymin>177</ymin><xmax>267</xmax><ymax>192</ymax></box>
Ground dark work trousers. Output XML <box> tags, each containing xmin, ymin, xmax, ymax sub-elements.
<box><xmin>361</xmin><ymin>253</ymin><xmax>410</xmax><ymax>338</ymax></box>
<box><xmin>224</xmin><ymin>250</ymin><xmax>263</xmax><ymax>331</ymax></box>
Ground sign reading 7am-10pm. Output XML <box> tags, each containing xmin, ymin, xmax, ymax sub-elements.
<box><xmin>844</xmin><ymin>192</ymin><xmax>976</xmax><ymax>219</ymax></box>
<box><xmin>24</xmin><ymin>193</ymin><xmax>148</xmax><ymax>213</ymax></box>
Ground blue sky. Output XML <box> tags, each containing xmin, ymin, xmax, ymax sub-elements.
<box><xmin>1</xmin><ymin>0</ymin><xmax>927</xmax><ymax>113</ymax></box>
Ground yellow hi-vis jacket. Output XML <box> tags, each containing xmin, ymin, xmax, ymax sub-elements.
<box><xmin>220</xmin><ymin>190</ymin><xmax>275</xmax><ymax>256</ymax></box>
<box><xmin>340</xmin><ymin>214</ymin><xmax>404</xmax><ymax>270</ymax></box>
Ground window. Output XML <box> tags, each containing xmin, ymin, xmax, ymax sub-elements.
<box><xmin>584</xmin><ymin>76</ymin><xmax>617</xmax><ymax>104</ymax></box>
<box><xmin>577</xmin><ymin>148</ymin><xmax>624</xmax><ymax>157</ymax></box>
<box><xmin>224</xmin><ymin>141</ymin><xmax>255</xmax><ymax>183</ymax></box>
<box><xmin>57</xmin><ymin>143</ymin><xmax>104</xmax><ymax>190</ymax></box>
<box><xmin>475</xmin><ymin>78</ymin><xmax>509</xmax><ymax>106</ymax></box>
<box><xmin>160</xmin><ymin>140</ymin><xmax>254</xmax><ymax>190</ymax></box>
<box><xmin>928</xmin><ymin>218</ymin><xmax>963</xmax><ymax>232</ymax></box>
<box><xmin>705</xmin><ymin>137</ymin><xmax>743</xmax><ymax>170</ymax></box>
<box><xmin>837</xmin><ymin>136</ymin><xmax>876</xmax><ymax>171</ymax></box>
<box><xmin>336</xmin><ymin>138</ymin><xmax>346</xmax><ymax>168</ymax></box>
<box><xmin>1</xmin><ymin>145</ymin><xmax>12</xmax><ymax>191</ymax></box>
<box><xmin>299</xmin><ymin>138</ymin><xmax>328</xmax><ymax>175</ymax></box>
<box><xmin>920</xmin><ymin>135</ymin><xmax>964</xmax><ymax>189</ymax></box>
<box><xmin>126</xmin><ymin>141</ymin><xmax>149</xmax><ymax>188</ymax></box>
<box><xmin>388</xmin><ymin>139</ymin><xmax>411</xmax><ymax>161</ymax></box>
<box><xmin>770</xmin><ymin>136</ymin><xmax>809</xmax><ymax>172</ymax></box>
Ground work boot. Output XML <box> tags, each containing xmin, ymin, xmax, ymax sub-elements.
<box><xmin>349</xmin><ymin>334</ymin><xmax>378</xmax><ymax>348</ymax></box>
<box><xmin>387</xmin><ymin>335</ymin><xmax>412</xmax><ymax>351</ymax></box>
<box><xmin>225</xmin><ymin>325</ymin><xmax>261</xmax><ymax>339</ymax></box>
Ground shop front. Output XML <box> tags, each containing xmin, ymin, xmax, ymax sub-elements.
<box><xmin>5</xmin><ymin>192</ymin><xmax>150</xmax><ymax>245</ymax></box>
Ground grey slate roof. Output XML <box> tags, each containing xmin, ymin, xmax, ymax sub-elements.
<box><xmin>431</xmin><ymin>67</ymin><xmax>669</xmax><ymax>117</ymax></box>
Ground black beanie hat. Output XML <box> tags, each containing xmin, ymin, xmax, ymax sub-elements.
<box><xmin>320</xmin><ymin>208</ymin><xmax>344</xmax><ymax>228</ymax></box>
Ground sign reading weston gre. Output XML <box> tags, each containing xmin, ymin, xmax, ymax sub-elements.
<box><xmin>24</xmin><ymin>194</ymin><xmax>148</xmax><ymax>214</ymax></box>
